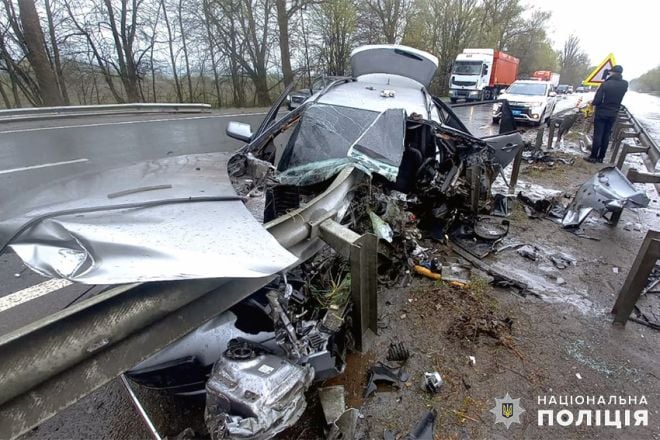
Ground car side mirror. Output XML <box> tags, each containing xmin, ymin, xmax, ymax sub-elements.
<box><xmin>549</xmin><ymin>91</ymin><xmax>557</xmax><ymax>97</ymax></box>
<box><xmin>226</xmin><ymin>121</ymin><xmax>253</xmax><ymax>142</ymax></box>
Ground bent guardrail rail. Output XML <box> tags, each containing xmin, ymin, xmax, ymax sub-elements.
<box><xmin>0</xmin><ymin>167</ymin><xmax>377</xmax><ymax>440</ymax></box>
<box><xmin>0</xmin><ymin>103</ymin><xmax>212</xmax><ymax>123</ymax></box>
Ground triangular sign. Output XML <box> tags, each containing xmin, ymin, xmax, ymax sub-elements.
<box><xmin>583</xmin><ymin>53</ymin><xmax>617</xmax><ymax>86</ymax></box>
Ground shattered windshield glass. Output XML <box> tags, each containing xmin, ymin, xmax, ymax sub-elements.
<box><xmin>277</xmin><ymin>104</ymin><xmax>406</xmax><ymax>185</ymax></box>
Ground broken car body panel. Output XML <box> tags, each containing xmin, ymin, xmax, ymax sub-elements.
<box><xmin>0</xmin><ymin>153</ymin><xmax>297</xmax><ymax>283</ymax></box>
<box><xmin>562</xmin><ymin>167</ymin><xmax>650</xmax><ymax>228</ymax></box>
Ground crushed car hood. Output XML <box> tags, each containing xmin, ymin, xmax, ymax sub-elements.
<box><xmin>0</xmin><ymin>153</ymin><xmax>297</xmax><ymax>284</ymax></box>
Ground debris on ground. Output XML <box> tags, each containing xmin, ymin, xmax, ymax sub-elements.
<box><xmin>386</xmin><ymin>341</ymin><xmax>410</xmax><ymax>362</ymax></box>
<box><xmin>422</xmin><ymin>371</ymin><xmax>443</xmax><ymax>394</ymax></box>
<box><xmin>364</xmin><ymin>362</ymin><xmax>410</xmax><ymax>398</ymax></box>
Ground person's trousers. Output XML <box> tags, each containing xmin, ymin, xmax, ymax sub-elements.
<box><xmin>590</xmin><ymin>114</ymin><xmax>617</xmax><ymax>161</ymax></box>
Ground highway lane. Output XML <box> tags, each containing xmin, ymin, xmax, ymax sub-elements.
<box><xmin>0</xmin><ymin>110</ymin><xmax>268</xmax><ymax>206</ymax></box>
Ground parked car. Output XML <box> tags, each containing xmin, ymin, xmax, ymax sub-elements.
<box><xmin>556</xmin><ymin>84</ymin><xmax>569</xmax><ymax>94</ymax></box>
<box><xmin>492</xmin><ymin>79</ymin><xmax>557</xmax><ymax>125</ymax></box>
<box><xmin>286</xmin><ymin>76</ymin><xmax>337</xmax><ymax>110</ymax></box>
<box><xmin>576</xmin><ymin>86</ymin><xmax>587</xmax><ymax>93</ymax></box>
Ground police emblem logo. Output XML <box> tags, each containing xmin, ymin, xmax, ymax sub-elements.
<box><xmin>490</xmin><ymin>393</ymin><xmax>525</xmax><ymax>428</ymax></box>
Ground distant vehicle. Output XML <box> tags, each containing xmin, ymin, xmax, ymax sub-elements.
<box><xmin>567</xmin><ymin>86</ymin><xmax>574</xmax><ymax>93</ymax></box>
<box><xmin>531</xmin><ymin>70</ymin><xmax>560</xmax><ymax>88</ymax></box>
<box><xmin>493</xmin><ymin>79</ymin><xmax>557</xmax><ymax>126</ymax></box>
<box><xmin>287</xmin><ymin>76</ymin><xmax>337</xmax><ymax>110</ymax></box>
<box><xmin>556</xmin><ymin>84</ymin><xmax>570</xmax><ymax>94</ymax></box>
<box><xmin>576</xmin><ymin>86</ymin><xmax>587</xmax><ymax>93</ymax></box>
<box><xmin>448</xmin><ymin>48</ymin><xmax>519</xmax><ymax>103</ymax></box>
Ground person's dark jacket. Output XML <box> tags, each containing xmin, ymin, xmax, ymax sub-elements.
<box><xmin>592</xmin><ymin>73</ymin><xmax>628</xmax><ymax>118</ymax></box>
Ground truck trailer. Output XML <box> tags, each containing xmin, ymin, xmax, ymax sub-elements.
<box><xmin>448</xmin><ymin>48</ymin><xmax>519</xmax><ymax>103</ymax></box>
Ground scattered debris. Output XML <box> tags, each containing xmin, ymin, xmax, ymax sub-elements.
<box><xmin>562</xmin><ymin>167</ymin><xmax>650</xmax><ymax>228</ymax></box>
<box><xmin>423</xmin><ymin>371</ymin><xmax>443</xmax><ymax>394</ymax></box>
<box><xmin>387</xmin><ymin>341</ymin><xmax>411</xmax><ymax>362</ymax></box>
<box><xmin>516</xmin><ymin>244</ymin><xmax>539</xmax><ymax>261</ymax></box>
<box><xmin>327</xmin><ymin>409</ymin><xmax>359</xmax><ymax>440</ymax></box>
<box><xmin>364</xmin><ymin>362</ymin><xmax>410</xmax><ymax>398</ymax></box>
<box><xmin>468</xmin><ymin>355</ymin><xmax>476</xmax><ymax>366</ymax></box>
<box><xmin>405</xmin><ymin>409</ymin><xmax>437</xmax><ymax>440</ymax></box>
<box><xmin>318</xmin><ymin>386</ymin><xmax>346</xmax><ymax>426</ymax></box>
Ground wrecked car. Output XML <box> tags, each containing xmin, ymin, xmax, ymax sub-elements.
<box><xmin>0</xmin><ymin>44</ymin><xmax>523</xmax><ymax>439</ymax></box>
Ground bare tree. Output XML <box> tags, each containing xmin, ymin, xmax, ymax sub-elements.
<box><xmin>558</xmin><ymin>34</ymin><xmax>590</xmax><ymax>85</ymax></box>
<box><xmin>359</xmin><ymin>0</ymin><xmax>412</xmax><ymax>44</ymax></box>
<box><xmin>311</xmin><ymin>0</ymin><xmax>357</xmax><ymax>76</ymax></box>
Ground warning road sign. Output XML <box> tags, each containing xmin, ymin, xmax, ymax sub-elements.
<box><xmin>583</xmin><ymin>54</ymin><xmax>617</xmax><ymax>86</ymax></box>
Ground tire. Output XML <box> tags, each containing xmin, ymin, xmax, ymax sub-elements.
<box><xmin>492</xmin><ymin>117</ymin><xmax>500</xmax><ymax>124</ymax></box>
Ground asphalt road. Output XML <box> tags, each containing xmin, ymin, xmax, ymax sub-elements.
<box><xmin>1</xmin><ymin>94</ymin><xmax>586</xmax><ymax>439</ymax></box>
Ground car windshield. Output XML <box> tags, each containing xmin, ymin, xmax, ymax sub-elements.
<box><xmin>277</xmin><ymin>103</ymin><xmax>406</xmax><ymax>185</ymax></box>
<box><xmin>507</xmin><ymin>83</ymin><xmax>547</xmax><ymax>96</ymax></box>
<box><xmin>452</xmin><ymin>61</ymin><xmax>482</xmax><ymax>75</ymax></box>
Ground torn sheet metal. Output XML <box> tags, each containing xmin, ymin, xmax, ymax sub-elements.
<box><xmin>0</xmin><ymin>153</ymin><xmax>297</xmax><ymax>284</ymax></box>
<box><xmin>562</xmin><ymin>167</ymin><xmax>650</xmax><ymax>228</ymax></box>
<box><xmin>205</xmin><ymin>351</ymin><xmax>313</xmax><ymax>440</ymax></box>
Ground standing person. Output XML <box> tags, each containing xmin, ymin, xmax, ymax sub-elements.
<box><xmin>584</xmin><ymin>65</ymin><xmax>628</xmax><ymax>163</ymax></box>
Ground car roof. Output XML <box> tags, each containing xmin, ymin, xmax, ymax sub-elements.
<box><xmin>316</xmin><ymin>78</ymin><xmax>430</xmax><ymax>117</ymax></box>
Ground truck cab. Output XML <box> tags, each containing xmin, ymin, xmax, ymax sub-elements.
<box><xmin>448</xmin><ymin>49</ymin><xmax>519</xmax><ymax>103</ymax></box>
<box><xmin>449</xmin><ymin>51</ymin><xmax>493</xmax><ymax>102</ymax></box>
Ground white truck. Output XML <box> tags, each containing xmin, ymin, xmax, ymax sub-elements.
<box><xmin>448</xmin><ymin>48</ymin><xmax>519</xmax><ymax>103</ymax></box>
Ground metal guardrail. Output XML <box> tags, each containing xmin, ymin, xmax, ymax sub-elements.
<box><xmin>0</xmin><ymin>103</ymin><xmax>212</xmax><ymax>123</ymax></box>
<box><xmin>0</xmin><ymin>167</ymin><xmax>378</xmax><ymax>439</ymax></box>
<box><xmin>609</xmin><ymin>105</ymin><xmax>660</xmax><ymax>186</ymax></box>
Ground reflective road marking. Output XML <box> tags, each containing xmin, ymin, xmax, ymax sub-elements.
<box><xmin>0</xmin><ymin>279</ymin><xmax>73</xmax><ymax>313</ymax></box>
<box><xmin>0</xmin><ymin>158</ymin><xmax>89</xmax><ymax>175</ymax></box>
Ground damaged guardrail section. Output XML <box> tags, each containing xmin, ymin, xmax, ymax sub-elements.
<box><xmin>0</xmin><ymin>166</ymin><xmax>377</xmax><ymax>440</ymax></box>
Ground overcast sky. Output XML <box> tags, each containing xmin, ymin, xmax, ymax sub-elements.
<box><xmin>525</xmin><ymin>0</ymin><xmax>658</xmax><ymax>79</ymax></box>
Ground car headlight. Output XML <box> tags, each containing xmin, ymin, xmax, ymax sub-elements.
<box><xmin>469</xmin><ymin>91</ymin><xmax>479</xmax><ymax>95</ymax></box>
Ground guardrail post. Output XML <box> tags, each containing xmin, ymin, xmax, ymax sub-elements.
<box><xmin>547</xmin><ymin>121</ymin><xmax>556</xmax><ymax>149</ymax></box>
<box><xmin>612</xmin><ymin>230</ymin><xmax>660</xmax><ymax>326</ymax></box>
<box><xmin>627</xmin><ymin>168</ymin><xmax>660</xmax><ymax>184</ymax></box>
<box><xmin>508</xmin><ymin>148</ymin><xmax>524</xmax><ymax>195</ymax></box>
<box><xmin>610</xmin><ymin>132</ymin><xmax>640</xmax><ymax>164</ymax></box>
<box><xmin>534</xmin><ymin>127</ymin><xmax>544</xmax><ymax>149</ymax></box>
<box><xmin>319</xmin><ymin>220</ymin><xmax>377</xmax><ymax>352</ymax></box>
<box><xmin>615</xmin><ymin>143</ymin><xmax>649</xmax><ymax>170</ymax></box>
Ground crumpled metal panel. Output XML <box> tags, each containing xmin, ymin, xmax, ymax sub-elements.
<box><xmin>205</xmin><ymin>354</ymin><xmax>313</xmax><ymax>440</ymax></box>
<box><xmin>562</xmin><ymin>167</ymin><xmax>650</xmax><ymax>228</ymax></box>
<box><xmin>0</xmin><ymin>153</ymin><xmax>297</xmax><ymax>284</ymax></box>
